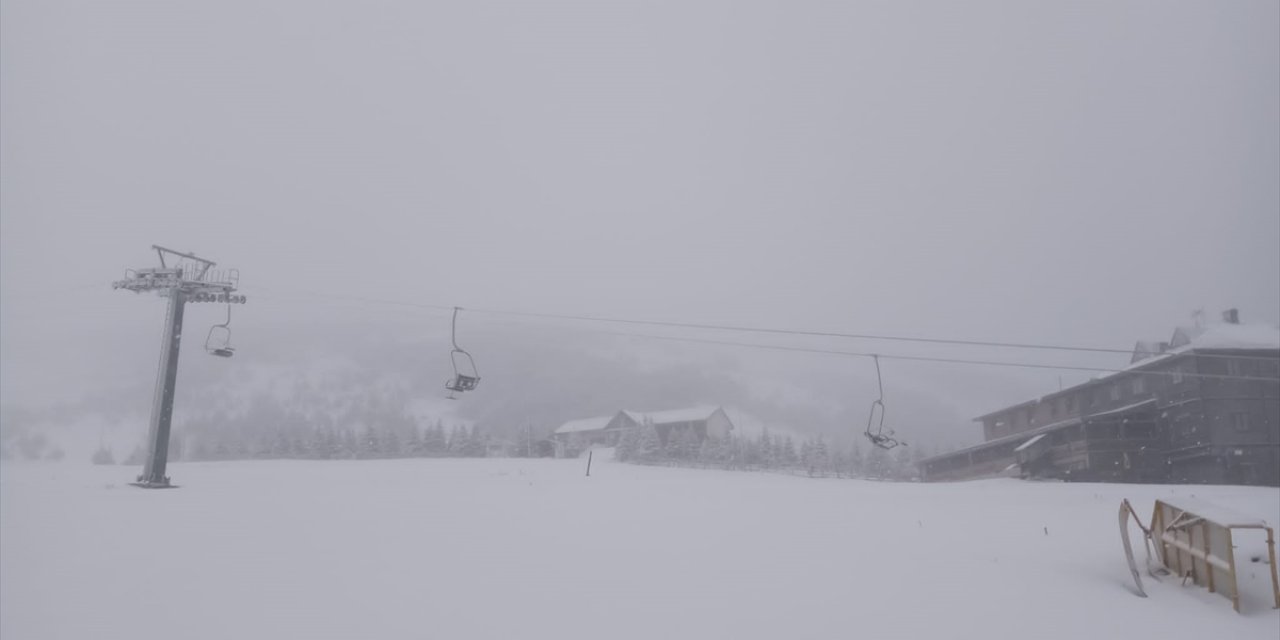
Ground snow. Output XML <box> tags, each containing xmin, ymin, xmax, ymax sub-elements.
<box><xmin>2</xmin><ymin>459</ymin><xmax>1278</xmax><ymax>639</ymax></box>
<box><xmin>1182</xmin><ymin>324</ymin><xmax>1280</xmax><ymax>350</ymax></box>
<box><xmin>554</xmin><ymin>414</ymin><xmax>617</xmax><ymax>434</ymax></box>
<box><xmin>1082</xmin><ymin>323</ymin><xmax>1279</xmax><ymax>384</ymax></box>
<box><xmin>1159</xmin><ymin>496</ymin><xmax>1271</xmax><ymax>529</ymax></box>
<box><xmin>625</xmin><ymin>405</ymin><xmax>722</xmax><ymax>424</ymax></box>
<box><xmin>1014</xmin><ymin>433</ymin><xmax>1047</xmax><ymax>453</ymax></box>
<box><xmin>1087</xmin><ymin>398</ymin><xmax>1158</xmax><ymax>419</ymax></box>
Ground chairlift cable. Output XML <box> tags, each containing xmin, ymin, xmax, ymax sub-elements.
<box><xmin>237</xmin><ymin>288</ymin><xmax>1280</xmax><ymax>382</ymax></box>
<box><xmin>239</xmin><ymin>285</ymin><xmax>1276</xmax><ymax>362</ymax></box>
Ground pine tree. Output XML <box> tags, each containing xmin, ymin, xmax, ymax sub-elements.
<box><xmin>382</xmin><ymin>426</ymin><xmax>402</xmax><ymax>459</ymax></box>
<box><xmin>781</xmin><ymin>436</ymin><xmax>798</xmax><ymax>469</ymax></box>
<box><xmin>760</xmin><ymin>429</ymin><xmax>775</xmax><ymax>469</ymax></box>
<box><xmin>849</xmin><ymin>442</ymin><xmax>864</xmax><ymax>478</ymax></box>
<box><xmin>424</xmin><ymin>423</ymin><xmax>447</xmax><ymax>456</ymax></box>
<box><xmin>664</xmin><ymin>428</ymin><xmax>688</xmax><ymax>462</ymax></box>
<box><xmin>404</xmin><ymin>425</ymin><xmax>423</xmax><ymax>457</ymax></box>
<box><xmin>461</xmin><ymin>427</ymin><xmax>486</xmax><ymax>457</ymax></box>
<box><xmin>696</xmin><ymin>436</ymin><xmax>713</xmax><ymax>466</ymax></box>
<box><xmin>637</xmin><ymin>422</ymin><xmax>662</xmax><ymax>464</ymax></box>
<box><xmin>359</xmin><ymin>424</ymin><xmax>380</xmax><ymax>459</ymax></box>
<box><xmin>866</xmin><ymin>445</ymin><xmax>888</xmax><ymax>479</ymax></box>
<box><xmin>616</xmin><ymin>427</ymin><xmax>640</xmax><ymax>462</ymax></box>
<box><xmin>813</xmin><ymin>435</ymin><xmax>829</xmax><ymax>477</ymax></box>
<box><xmin>831</xmin><ymin>448</ymin><xmax>847</xmax><ymax>478</ymax></box>
<box><xmin>336</xmin><ymin>428</ymin><xmax>357</xmax><ymax>459</ymax></box>
<box><xmin>742</xmin><ymin>436</ymin><xmax>761</xmax><ymax>468</ymax></box>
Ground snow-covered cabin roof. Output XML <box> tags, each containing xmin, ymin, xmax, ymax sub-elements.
<box><xmin>624</xmin><ymin>406</ymin><xmax>724</xmax><ymax>425</ymax></box>
<box><xmin>554</xmin><ymin>415</ymin><xmax>617</xmax><ymax>435</ymax></box>
<box><xmin>1178</xmin><ymin>323</ymin><xmax>1280</xmax><ymax>350</ymax></box>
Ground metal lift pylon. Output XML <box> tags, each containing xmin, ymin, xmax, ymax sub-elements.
<box><xmin>113</xmin><ymin>246</ymin><xmax>245</xmax><ymax>488</ymax></box>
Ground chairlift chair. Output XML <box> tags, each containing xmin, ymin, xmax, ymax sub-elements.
<box><xmin>444</xmin><ymin>307</ymin><xmax>480</xmax><ymax>398</ymax></box>
<box><xmin>864</xmin><ymin>355</ymin><xmax>904</xmax><ymax>450</ymax></box>
<box><xmin>205</xmin><ymin>303</ymin><xmax>235</xmax><ymax>358</ymax></box>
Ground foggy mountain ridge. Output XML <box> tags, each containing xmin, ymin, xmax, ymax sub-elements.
<box><xmin>0</xmin><ymin>319</ymin><xmax>1001</xmax><ymax>463</ymax></box>
<box><xmin>5</xmin><ymin>289</ymin><xmax>1264</xmax><ymax>467</ymax></box>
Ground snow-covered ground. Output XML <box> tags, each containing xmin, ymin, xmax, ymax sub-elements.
<box><xmin>2</xmin><ymin>457</ymin><xmax>1277</xmax><ymax>639</ymax></box>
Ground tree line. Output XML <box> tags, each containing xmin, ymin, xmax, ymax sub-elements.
<box><xmin>613</xmin><ymin>423</ymin><xmax>923</xmax><ymax>480</ymax></box>
<box><xmin>100</xmin><ymin>419</ymin><xmax>519</xmax><ymax>466</ymax></box>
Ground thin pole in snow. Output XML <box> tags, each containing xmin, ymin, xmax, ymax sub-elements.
<box><xmin>586</xmin><ymin>450</ymin><xmax>593</xmax><ymax>477</ymax></box>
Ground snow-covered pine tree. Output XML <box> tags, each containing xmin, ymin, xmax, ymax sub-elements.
<box><xmin>813</xmin><ymin>435</ymin><xmax>829</xmax><ymax>477</ymax></box>
<box><xmin>781</xmin><ymin>436</ymin><xmax>798</xmax><ymax>469</ymax></box>
<box><xmin>831</xmin><ymin>447</ymin><xmax>848</xmax><ymax>479</ymax></box>
<box><xmin>359</xmin><ymin>424</ymin><xmax>380</xmax><ymax>459</ymax></box>
<box><xmin>404</xmin><ymin>424</ymin><xmax>423</xmax><ymax>458</ymax></box>
<box><xmin>424</xmin><ymin>422</ymin><xmax>447</xmax><ymax>456</ymax></box>
<box><xmin>616</xmin><ymin>427</ymin><xmax>640</xmax><ymax>462</ymax></box>
<box><xmin>381</xmin><ymin>426</ymin><xmax>402</xmax><ymax>458</ymax></box>
<box><xmin>637</xmin><ymin>422</ymin><xmax>662</xmax><ymax>464</ymax></box>
<box><xmin>760</xmin><ymin>428</ymin><xmax>775</xmax><ymax>469</ymax></box>
<box><xmin>447</xmin><ymin>425</ymin><xmax>465</xmax><ymax>457</ymax></box>
<box><xmin>663</xmin><ymin>428</ymin><xmax>683</xmax><ymax>462</ymax></box>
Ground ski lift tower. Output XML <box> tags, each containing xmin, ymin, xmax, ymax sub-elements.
<box><xmin>113</xmin><ymin>246</ymin><xmax>245</xmax><ymax>488</ymax></box>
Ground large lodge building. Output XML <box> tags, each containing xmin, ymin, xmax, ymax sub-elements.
<box><xmin>920</xmin><ymin>312</ymin><xmax>1280</xmax><ymax>486</ymax></box>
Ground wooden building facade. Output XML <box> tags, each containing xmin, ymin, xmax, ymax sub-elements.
<box><xmin>921</xmin><ymin>320</ymin><xmax>1280</xmax><ymax>486</ymax></box>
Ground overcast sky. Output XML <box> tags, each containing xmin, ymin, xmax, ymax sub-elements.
<box><xmin>2</xmin><ymin>0</ymin><xmax>1278</xmax><ymax>413</ymax></box>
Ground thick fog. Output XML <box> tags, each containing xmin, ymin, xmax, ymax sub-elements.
<box><xmin>2</xmin><ymin>1</ymin><xmax>1278</xmax><ymax>456</ymax></box>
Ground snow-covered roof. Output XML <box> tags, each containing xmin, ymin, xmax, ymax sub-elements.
<box><xmin>1160</xmin><ymin>497</ymin><xmax>1270</xmax><ymax>528</ymax></box>
<box><xmin>1014</xmin><ymin>434</ymin><xmax>1047</xmax><ymax>453</ymax></box>
<box><xmin>1180</xmin><ymin>323</ymin><xmax>1280</xmax><ymax>350</ymax></box>
<box><xmin>1169</xmin><ymin>325</ymin><xmax>1206</xmax><ymax>349</ymax></box>
<box><xmin>930</xmin><ymin>416</ymin><xmax>1083</xmax><ymax>462</ymax></box>
<box><xmin>980</xmin><ymin>323</ymin><xmax>1280</xmax><ymax>420</ymax></box>
<box><xmin>554</xmin><ymin>415</ymin><xmax>616</xmax><ymax>435</ymax></box>
<box><xmin>624</xmin><ymin>406</ymin><xmax>723</xmax><ymax>425</ymax></box>
<box><xmin>1084</xmin><ymin>398</ymin><xmax>1157</xmax><ymax>420</ymax></box>
<box><xmin>1092</xmin><ymin>323</ymin><xmax>1280</xmax><ymax>381</ymax></box>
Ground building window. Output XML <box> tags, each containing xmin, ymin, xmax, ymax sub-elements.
<box><xmin>1231</xmin><ymin>413</ymin><xmax>1250</xmax><ymax>431</ymax></box>
<box><xmin>1226</xmin><ymin>360</ymin><xmax>1243</xmax><ymax>377</ymax></box>
<box><xmin>1171</xmin><ymin>367</ymin><xmax>1184</xmax><ymax>384</ymax></box>
<box><xmin>1132</xmin><ymin>377</ymin><xmax>1145</xmax><ymax>395</ymax></box>
<box><xmin>1109</xmin><ymin>386</ymin><xmax>1121</xmax><ymax>402</ymax></box>
<box><xmin>1066</xmin><ymin>396</ymin><xmax>1075</xmax><ymax>412</ymax></box>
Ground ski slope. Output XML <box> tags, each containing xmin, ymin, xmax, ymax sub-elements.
<box><xmin>2</xmin><ymin>457</ymin><xmax>1277</xmax><ymax>639</ymax></box>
